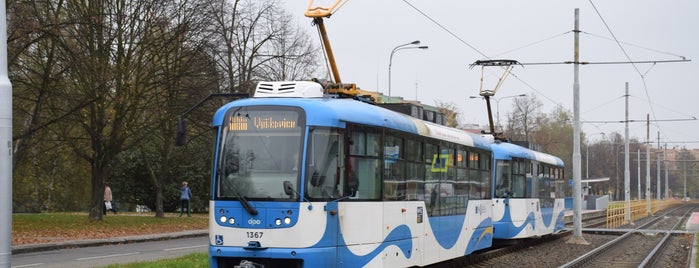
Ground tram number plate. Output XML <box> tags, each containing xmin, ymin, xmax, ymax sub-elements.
<box><xmin>247</xmin><ymin>232</ymin><xmax>263</xmax><ymax>239</ymax></box>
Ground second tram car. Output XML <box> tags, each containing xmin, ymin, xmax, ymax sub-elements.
<box><xmin>491</xmin><ymin>142</ymin><xmax>566</xmax><ymax>239</ymax></box>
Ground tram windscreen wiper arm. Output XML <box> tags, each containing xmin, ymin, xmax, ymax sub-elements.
<box><xmin>235</xmin><ymin>191</ymin><xmax>258</xmax><ymax>216</ymax></box>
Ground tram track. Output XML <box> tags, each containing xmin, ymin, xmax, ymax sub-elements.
<box><xmin>447</xmin><ymin>203</ymin><xmax>696</xmax><ymax>268</ymax></box>
<box><xmin>561</xmin><ymin>205</ymin><xmax>695</xmax><ymax>268</ymax></box>
<box><xmin>435</xmin><ymin>214</ymin><xmax>612</xmax><ymax>268</ymax></box>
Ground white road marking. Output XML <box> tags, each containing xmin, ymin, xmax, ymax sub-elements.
<box><xmin>164</xmin><ymin>245</ymin><xmax>208</xmax><ymax>251</ymax></box>
<box><xmin>76</xmin><ymin>252</ymin><xmax>140</xmax><ymax>261</ymax></box>
<box><xmin>12</xmin><ymin>263</ymin><xmax>45</xmax><ymax>268</ymax></box>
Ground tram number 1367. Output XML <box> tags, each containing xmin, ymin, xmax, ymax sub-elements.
<box><xmin>246</xmin><ymin>232</ymin><xmax>263</xmax><ymax>239</ymax></box>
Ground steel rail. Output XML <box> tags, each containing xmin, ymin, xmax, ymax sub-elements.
<box><xmin>559</xmin><ymin>205</ymin><xmax>687</xmax><ymax>268</ymax></box>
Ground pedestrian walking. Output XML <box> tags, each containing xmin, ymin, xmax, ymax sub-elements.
<box><xmin>103</xmin><ymin>183</ymin><xmax>116</xmax><ymax>215</ymax></box>
<box><xmin>179</xmin><ymin>181</ymin><xmax>192</xmax><ymax>217</ymax></box>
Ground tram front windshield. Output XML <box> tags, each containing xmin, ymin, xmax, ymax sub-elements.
<box><xmin>216</xmin><ymin>106</ymin><xmax>304</xmax><ymax>201</ymax></box>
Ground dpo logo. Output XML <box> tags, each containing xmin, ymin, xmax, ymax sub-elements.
<box><xmin>248</xmin><ymin>218</ymin><xmax>262</xmax><ymax>225</ymax></box>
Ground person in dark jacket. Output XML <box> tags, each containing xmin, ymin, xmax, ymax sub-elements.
<box><xmin>179</xmin><ymin>181</ymin><xmax>192</xmax><ymax>217</ymax></box>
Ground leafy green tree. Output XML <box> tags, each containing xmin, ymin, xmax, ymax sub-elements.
<box><xmin>9</xmin><ymin>0</ymin><xmax>94</xmax><ymax>212</ymax></box>
<box><xmin>50</xmin><ymin>0</ymin><xmax>194</xmax><ymax>220</ymax></box>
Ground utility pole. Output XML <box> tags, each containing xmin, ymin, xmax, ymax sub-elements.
<box><xmin>0</xmin><ymin>0</ymin><xmax>13</xmax><ymax>266</ymax></box>
<box><xmin>683</xmin><ymin>161</ymin><xmax>687</xmax><ymax>199</ymax></box>
<box><xmin>656</xmin><ymin>132</ymin><xmax>661</xmax><ymax>209</ymax></box>
<box><xmin>569</xmin><ymin>8</ymin><xmax>587</xmax><ymax>244</ymax></box>
<box><xmin>624</xmin><ymin>82</ymin><xmax>631</xmax><ymax>224</ymax></box>
<box><xmin>664</xmin><ymin>143</ymin><xmax>669</xmax><ymax>199</ymax></box>
<box><xmin>646</xmin><ymin>114</ymin><xmax>651</xmax><ymax>214</ymax></box>
<box><xmin>637</xmin><ymin>149</ymin><xmax>641</xmax><ymax>200</ymax></box>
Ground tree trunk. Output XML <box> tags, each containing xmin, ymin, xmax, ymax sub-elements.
<box><xmin>88</xmin><ymin>155</ymin><xmax>113</xmax><ymax>221</ymax></box>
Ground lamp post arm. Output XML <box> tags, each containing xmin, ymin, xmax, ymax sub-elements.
<box><xmin>388</xmin><ymin>41</ymin><xmax>424</xmax><ymax>97</ymax></box>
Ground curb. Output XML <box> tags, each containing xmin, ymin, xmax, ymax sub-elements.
<box><xmin>12</xmin><ymin>229</ymin><xmax>209</xmax><ymax>255</ymax></box>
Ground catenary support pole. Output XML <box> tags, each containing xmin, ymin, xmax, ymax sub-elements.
<box><xmin>624</xmin><ymin>82</ymin><xmax>631</xmax><ymax>224</ymax></box>
<box><xmin>656</xmin><ymin>132</ymin><xmax>661</xmax><ymax>210</ymax></box>
<box><xmin>646</xmin><ymin>114</ymin><xmax>651</xmax><ymax>214</ymax></box>
<box><xmin>664</xmin><ymin>143</ymin><xmax>669</xmax><ymax>199</ymax></box>
<box><xmin>569</xmin><ymin>8</ymin><xmax>587</xmax><ymax>243</ymax></box>
<box><xmin>0</xmin><ymin>0</ymin><xmax>13</xmax><ymax>266</ymax></box>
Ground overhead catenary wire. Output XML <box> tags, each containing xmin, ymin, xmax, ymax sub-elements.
<box><xmin>519</xmin><ymin>59</ymin><xmax>689</xmax><ymax>66</ymax></box>
<box><xmin>581</xmin><ymin>31</ymin><xmax>688</xmax><ymax>60</ymax></box>
<box><xmin>401</xmin><ymin>0</ymin><xmax>693</xmax><ymax>145</ymax></box>
<box><xmin>491</xmin><ymin>31</ymin><xmax>572</xmax><ymax>58</ymax></box>
<box><xmin>400</xmin><ymin>0</ymin><xmax>560</xmax><ymax>104</ymax></box>
<box><xmin>401</xmin><ymin>0</ymin><xmax>576</xmax><ymax>125</ymax></box>
<box><xmin>401</xmin><ymin>0</ymin><xmax>489</xmax><ymax>59</ymax></box>
<box><xmin>588</xmin><ymin>0</ymin><xmax>660</xmax><ymax>139</ymax></box>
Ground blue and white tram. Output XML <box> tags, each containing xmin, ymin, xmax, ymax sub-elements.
<box><xmin>490</xmin><ymin>141</ymin><xmax>566</xmax><ymax>239</ymax></box>
<box><xmin>208</xmin><ymin>81</ymin><xmax>494</xmax><ymax>267</ymax></box>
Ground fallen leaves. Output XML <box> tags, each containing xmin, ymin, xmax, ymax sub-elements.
<box><xmin>12</xmin><ymin>212</ymin><xmax>207</xmax><ymax>245</ymax></box>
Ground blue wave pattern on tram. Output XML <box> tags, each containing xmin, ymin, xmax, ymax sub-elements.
<box><xmin>310</xmin><ymin>203</ymin><xmax>492</xmax><ymax>266</ymax></box>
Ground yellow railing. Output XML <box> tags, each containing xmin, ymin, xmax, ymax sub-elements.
<box><xmin>605</xmin><ymin>199</ymin><xmax>684</xmax><ymax>228</ymax></box>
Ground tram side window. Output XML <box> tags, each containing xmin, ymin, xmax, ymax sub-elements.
<box><xmin>383</xmin><ymin>135</ymin><xmax>406</xmax><ymax>200</ymax></box>
<box><xmin>440</xmin><ymin>146</ymin><xmax>461</xmax><ymax>214</ymax></box>
<box><xmin>469</xmin><ymin>151</ymin><xmax>483</xmax><ymax>199</ymax></box>
<box><xmin>541</xmin><ymin>165</ymin><xmax>550</xmax><ymax>199</ymax></box>
<box><xmin>511</xmin><ymin>160</ymin><xmax>527</xmax><ymax>198</ymax></box>
<box><xmin>455</xmin><ymin>149</ymin><xmax>469</xmax><ymax>203</ymax></box>
<box><xmin>546</xmin><ymin>166</ymin><xmax>558</xmax><ymax>198</ymax></box>
<box><xmin>424</xmin><ymin>143</ymin><xmax>438</xmax><ymax>183</ymax></box>
<box><xmin>555</xmin><ymin>168</ymin><xmax>565</xmax><ymax>197</ymax></box>
<box><xmin>306</xmin><ymin>128</ymin><xmax>344</xmax><ymax>200</ymax></box>
<box><xmin>532</xmin><ymin>163</ymin><xmax>540</xmax><ymax>198</ymax></box>
<box><xmin>347</xmin><ymin>128</ymin><xmax>381</xmax><ymax>199</ymax></box>
<box><xmin>479</xmin><ymin>152</ymin><xmax>492</xmax><ymax>199</ymax></box>
<box><xmin>495</xmin><ymin>160</ymin><xmax>512</xmax><ymax>198</ymax></box>
<box><xmin>405</xmin><ymin>139</ymin><xmax>424</xmax><ymax>201</ymax></box>
<box><xmin>425</xmin><ymin>143</ymin><xmax>439</xmax><ymax>215</ymax></box>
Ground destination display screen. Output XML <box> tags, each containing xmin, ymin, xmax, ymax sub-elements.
<box><xmin>226</xmin><ymin>107</ymin><xmax>303</xmax><ymax>132</ymax></box>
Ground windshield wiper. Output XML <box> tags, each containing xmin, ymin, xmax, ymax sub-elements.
<box><xmin>216</xmin><ymin>167</ymin><xmax>257</xmax><ymax>215</ymax></box>
<box><xmin>235</xmin><ymin>191</ymin><xmax>258</xmax><ymax>216</ymax></box>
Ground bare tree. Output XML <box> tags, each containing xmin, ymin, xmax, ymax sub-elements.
<box><xmin>505</xmin><ymin>94</ymin><xmax>543</xmax><ymax>143</ymax></box>
<box><xmin>255</xmin><ymin>17</ymin><xmax>318</xmax><ymax>81</ymax></box>
<box><xmin>205</xmin><ymin>0</ymin><xmax>319</xmax><ymax>94</ymax></box>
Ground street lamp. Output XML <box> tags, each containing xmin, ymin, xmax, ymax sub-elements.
<box><xmin>388</xmin><ymin>40</ymin><xmax>428</xmax><ymax>97</ymax></box>
<box><xmin>469</xmin><ymin>93</ymin><xmax>526</xmax><ymax>130</ymax></box>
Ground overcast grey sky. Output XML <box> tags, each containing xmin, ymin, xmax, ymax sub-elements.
<box><xmin>284</xmin><ymin>0</ymin><xmax>699</xmax><ymax>149</ymax></box>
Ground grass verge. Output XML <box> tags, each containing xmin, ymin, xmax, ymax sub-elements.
<box><xmin>102</xmin><ymin>252</ymin><xmax>209</xmax><ymax>268</ymax></box>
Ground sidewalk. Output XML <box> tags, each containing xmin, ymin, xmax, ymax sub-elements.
<box><xmin>12</xmin><ymin>229</ymin><xmax>209</xmax><ymax>255</ymax></box>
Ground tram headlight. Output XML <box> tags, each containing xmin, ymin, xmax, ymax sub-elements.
<box><xmin>228</xmin><ymin>217</ymin><xmax>235</xmax><ymax>225</ymax></box>
<box><xmin>219</xmin><ymin>216</ymin><xmax>227</xmax><ymax>223</ymax></box>
<box><xmin>275</xmin><ymin>218</ymin><xmax>282</xmax><ymax>226</ymax></box>
<box><xmin>284</xmin><ymin>217</ymin><xmax>292</xmax><ymax>225</ymax></box>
